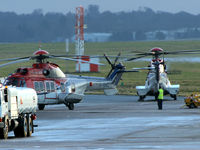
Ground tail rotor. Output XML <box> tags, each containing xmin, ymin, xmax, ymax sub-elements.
<box><xmin>104</xmin><ymin>52</ymin><xmax>122</xmax><ymax>78</ymax></box>
<box><xmin>114</xmin><ymin>52</ymin><xmax>121</xmax><ymax>66</ymax></box>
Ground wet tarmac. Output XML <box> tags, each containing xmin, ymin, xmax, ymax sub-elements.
<box><xmin>0</xmin><ymin>95</ymin><xmax>200</xmax><ymax>150</ymax></box>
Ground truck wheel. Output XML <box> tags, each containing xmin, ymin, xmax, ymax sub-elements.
<box><xmin>38</xmin><ymin>104</ymin><xmax>45</xmax><ymax>110</ymax></box>
<box><xmin>65</xmin><ymin>103</ymin><xmax>74</xmax><ymax>110</ymax></box>
<box><xmin>20</xmin><ymin>117</ymin><xmax>28</xmax><ymax>137</ymax></box>
<box><xmin>14</xmin><ymin>127</ymin><xmax>21</xmax><ymax>137</ymax></box>
<box><xmin>0</xmin><ymin>120</ymin><xmax>8</xmax><ymax>139</ymax></box>
<box><xmin>27</xmin><ymin>116</ymin><xmax>33</xmax><ymax>137</ymax></box>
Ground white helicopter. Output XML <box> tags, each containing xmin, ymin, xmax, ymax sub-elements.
<box><xmin>2</xmin><ymin>49</ymin><xmax>136</xmax><ymax>110</ymax></box>
<box><xmin>128</xmin><ymin>47</ymin><xmax>200</xmax><ymax>101</ymax></box>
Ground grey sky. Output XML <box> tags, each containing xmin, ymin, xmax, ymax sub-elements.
<box><xmin>0</xmin><ymin>0</ymin><xmax>200</xmax><ymax>15</ymax></box>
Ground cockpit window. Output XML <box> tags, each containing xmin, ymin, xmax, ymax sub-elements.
<box><xmin>4</xmin><ymin>77</ymin><xmax>27</xmax><ymax>87</ymax></box>
<box><xmin>4</xmin><ymin>78</ymin><xmax>19</xmax><ymax>86</ymax></box>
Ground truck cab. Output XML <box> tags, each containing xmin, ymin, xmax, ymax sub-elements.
<box><xmin>0</xmin><ymin>87</ymin><xmax>8</xmax><ymax>127</ymax></box>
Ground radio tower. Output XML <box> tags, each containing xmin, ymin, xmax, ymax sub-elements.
<box><xmin>75</xmin><ymin>6</ymin><xmax>84</xmax><ymax>55</ymax></box>
<box><xmin>75</xmin><ymin>6</ymin><xmax>99</xmax><ymax>72</ymax></box>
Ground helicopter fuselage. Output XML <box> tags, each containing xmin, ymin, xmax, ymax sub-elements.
<box><xmin>4</xmin><ymin>61</ymin><xmax>124</xmax><ymax>110</ymax></box>
<box><xmin>136</xmin><ymin>59</ymin><xmax>179</xmax><ymax>100</ymax></box>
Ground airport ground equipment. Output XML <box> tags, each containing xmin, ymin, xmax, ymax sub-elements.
<box><xmin>185</xmin><ymin>93</ymin><xmax>200</xmax><ymax>108</ymax></box>
<box><xmin>0</xmin><ymin>86</ymin><xmax>37</xmax><ymax>139</ymax></box>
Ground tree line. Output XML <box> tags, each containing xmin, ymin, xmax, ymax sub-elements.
<box><xmin>0</xmin><ymin>5</ymin><xmax>200</xmax><ymax>42</ymax></box>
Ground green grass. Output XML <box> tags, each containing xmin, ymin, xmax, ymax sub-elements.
<box><xmin>1</xmin><ymin>40</ymin><xmax>200</xmax><ymax>96</ymax></box>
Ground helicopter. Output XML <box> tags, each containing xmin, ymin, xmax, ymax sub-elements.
<box><xmin>128</xmin><ymin>47</ymin><xmax>200</xmax><ymax>101</ymax></box>
<box><xmin>1</xmin><ymin>49</ymin><xmax>135</xmax><ymax>110</ymax></box>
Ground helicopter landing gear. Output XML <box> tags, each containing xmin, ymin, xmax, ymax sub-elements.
<box><xmin>173</xmin><ymin>95</ymin><xmax>177</xmax><ymax>100</ymax></box>
<box><xmin>138</xmin><ymin>96</ymin><xmax>145</xmax><ymax>101</ymax></box>
<box><xmin>38</xmin><ymin>104</ymin><xmax>45</xmax><ymax>110</ymax></box>
<box><xmin>171</xmin><ymin>95</ymin><xmax>177</xmax><ymax>100</ymax></box>
<box><xmin>65</xmin><ymin>103</ymin><xmax>74</xmax><ymax>110</ymax></box>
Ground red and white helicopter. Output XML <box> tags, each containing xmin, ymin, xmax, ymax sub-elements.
<box><xmin>2</xmin><ymin>49</ymin><xmax>133</xmax><ymax>110</ymax></box>
<box><xmin>128</xmin><ymin>47</ymin><xmax>200</xmax><ymax>101</ymax></box>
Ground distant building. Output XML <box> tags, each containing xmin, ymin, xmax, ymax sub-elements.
<box><xmin>133</xmin><ymin>28</ymin><xmax>200</xmax><ymax>41</ymax></box>
<box><xmin>72</xmin><ymin>32</ymin><xmax>112</xmax><ymax>42</ymax></box>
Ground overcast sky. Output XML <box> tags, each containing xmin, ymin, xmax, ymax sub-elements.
<box><xmin>0</xmin><ymin>0</ymin><xmax>200</xmax><ymax>15</ymax></box>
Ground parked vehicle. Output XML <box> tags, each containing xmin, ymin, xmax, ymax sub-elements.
<box><xmin>0</xmin><ymin>86</ymin><xmax>37</xmax><ymax>139</ymax></box>
<box><xmin>185</xmin><ymin>93</ymin><xmax>200</xmax><ymax>108</ymax></box>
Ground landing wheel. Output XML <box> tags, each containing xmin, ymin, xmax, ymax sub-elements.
<box><xmin>66</xmin><ymin>103</ymin><xmax>74</xmax><ymax>110</ymax></box>
<box><xmin>68</xmin><ymin>103</ymin><xmax>74</xmax><ymax>110</ymax></box>
<box><xmin>38</xmin><ymin>104</ymin><xmax>45</xmax><ymax>110</ymax></box>
<box><xmin>0</xmin><ymin>119</ymin><xmax>8</xmax><ymax>139</ymax></box>
<box><xmin>138</xmin><ymin>96</ymin><xmax>145</xmax><ymax>101</ymax></box>
<box><xmin>174</xmin><ymin>95</ymin><xmax>177</xmax><ymax>100</ymax></box>
<box><xmin>189</xmin><ymin>102</ymin><xmax>197</xmax><ymax>109</ymax></box>
<box><xmin>172</xmin><ymin>95</ymin><xmax>177</xmax><ymax>100</ymax></box>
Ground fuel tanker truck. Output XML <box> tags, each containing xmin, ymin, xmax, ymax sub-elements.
<box><xmin>0</xmin><ymin>86</ymin><xmax>37</xmax><ymax>139</ymax></box>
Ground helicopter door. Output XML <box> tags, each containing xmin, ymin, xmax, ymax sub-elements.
<box><xmin>44</xmin><ymin>81</ymin><xmax>57</xmax><ymax>101</ymax></box>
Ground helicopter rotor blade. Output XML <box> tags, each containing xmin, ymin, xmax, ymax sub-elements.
<box><xmin>0</xmin><ymin>58</ymin><xmax>30</xmax><ymax>68</ymax></box>
<box><xmin>104</xmin><ymin>53</ymin><xmax>114</xmax><ymax>68</ymax></box>
<box><xmin>131</xmin><ymin>49</ymin><xmax>200</xmax><ymax>56</ymax></box>
<box><xmin>51</xmin><ymin>54</ymin><xmax>128</xmax><ymax>60</ymax></box>
<box><xmin>132</xmin><ymin>67</ymin><xmax>155</xmax><ymax>70</ymax></box>
<box><xmin>127</xmin><ymin>55</ymin><xmax>148</xmax><ymax>61</ymax></box>
<box><xmin>165</xmin><ymin>49</ymin><xmax>200</xmax><ymax>54</ymax></box>
<box><xmin>0</xmin><ymin>56</ymin><xmax>30</xmax><ymax>62</ymax></box>
<box><xmin>51</xmin><ymin>57</ymin><xmax>105</xmax><ymax>66</ymax></box>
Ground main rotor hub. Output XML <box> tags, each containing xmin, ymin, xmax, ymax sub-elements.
<box><xmin>150</xmin><ymin>47</ymin><xmax>163</xmax><ymax>52</ymax></box>
<box><xmin>150</xmin><ymin>47</ymin><xmax>164</xmax><ymax>59</ymax></box>
<box><xmin>33</xmin><ymin>50</ymin><xmax>49</xmax><ymax>55</ymax></box>
<box><xmin>32</xmin><ymin>50</ymin><xmax>50</xmax><ymax>63</ymax></box>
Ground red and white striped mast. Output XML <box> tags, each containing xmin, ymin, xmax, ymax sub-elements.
<box><xmin>75</xmin><ymin>6</ymin><xmax>84</xmax><ymax>56</ymax></box>
<box><xmin>75</xmin><ymin>6</ymin><xmax>99</xmax><ymax>72</ymax></box>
